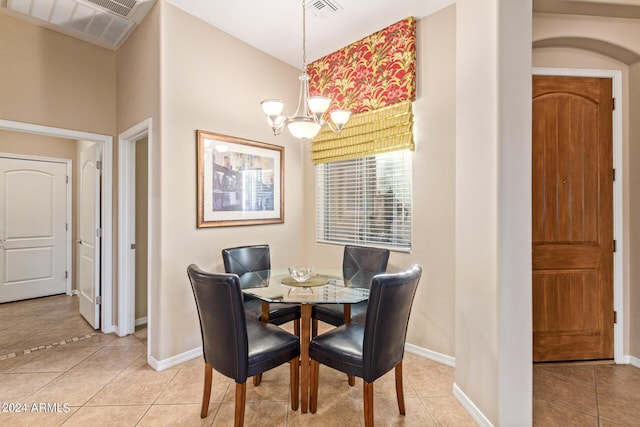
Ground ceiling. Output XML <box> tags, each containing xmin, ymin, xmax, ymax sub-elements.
<box><xmin>165</xmin><ymin>0</ymin><xmax>455</xmax><ymax>68</ymax></box>
<box><xmin>2</xmin><ymin>0</ymin><xmax>640</xmax><ymax>68</ymax></box>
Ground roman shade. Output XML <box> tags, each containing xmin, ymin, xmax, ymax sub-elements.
<box><xmin>310</xmin><ymin>100</ymin><xmax>414</xmax><ymax>164</ymax></box>
<box><xmin>307</xmin><ymin>17</ymin><xmax>416</xmax><ymax>164</ymax></box>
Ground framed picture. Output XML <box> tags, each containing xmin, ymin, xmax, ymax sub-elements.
<box><xmin>197</xmin><ymin>131</ymin><xmax>284</xmax><ymax>228</ymax></box>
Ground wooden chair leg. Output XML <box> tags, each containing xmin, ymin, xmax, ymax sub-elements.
<box><xmin>312</xmin><ymin>318</ymin><xmax>318</xmax><ymax>338</ymax></box>
<box><xmin>348</xmin><ymin>374</ymin><xmax>355</xmax><ymax>386</ymax></box>
<box><xmin>310</xmin><ymin>359</ymin><xmax>320</xmax><ymax>413</ymax></box>
<box><xmin>253</xmin><ymin>373</ymin><xmax>262</xmax><ymax>386</ymax></box>
<box><xmin>363</xmin><ymin>380</ymin><xmax>374</xmax><ymax>427</ymax></box>
<box><xmin>395</xmin><ymin>361</ymin><xmax>405</xmax><ymax>415</ymax></box>
<box><xmin>294</xmin><ymin>318</ymin><xmax>300</xmax><ymax>337</ymax></box>
<box><xmin>201</xmin><ymin>363</ymin><xmax>213</xmax><ymax>418</ymax></box>
<box><xmin>290</xmin><ymin>357</ymin><xmax>299</xmax><ymax>411</ymax></box>
<box><xmin>234</xmin><ymin>382</ymin><xmax>246</xmax><ymax>427</ymax></box>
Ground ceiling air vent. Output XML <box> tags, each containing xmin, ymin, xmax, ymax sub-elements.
<box><xmin>4</xmin><ymin>0</ymin><xmax>155</xmax><ymax>49</ymax></box>
<box><xmin>307</xmin><ymin>0</ymin><xmax>343</xmax><ymax>19</ymax></box>
<box><xmin>85</xmin><ymin>0</ymin><xmax>136</xmax><ymax>18</ymax></box>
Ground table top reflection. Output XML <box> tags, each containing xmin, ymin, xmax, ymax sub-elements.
<box><xmin>238</xmin><ymin>269</ymin><xmax>369</xmax><ymax>305</ymax></box>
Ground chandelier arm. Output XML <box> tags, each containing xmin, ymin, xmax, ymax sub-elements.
<box><xmin>323</xmin><ymin>120</ymin><xmax>345</xmax><ymax>134</ymax></box>
<box><xmin>259</xmin><ymin>0</ymin><xmax>350</xmax><ymax>140</ymax></box>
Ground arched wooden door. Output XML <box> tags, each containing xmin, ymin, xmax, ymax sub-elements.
<box><xmin>532</xmin><ymin>75</ymin><xmax>614</xmax><ymax>362</ymax></box>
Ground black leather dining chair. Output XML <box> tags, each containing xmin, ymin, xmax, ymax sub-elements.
<box><xmin>222</xmin><ymin>244</ymin><xmax>302</xmax><ymax>386</ymax></box>
<box><xmin>311</xmin><ymin>245</ymin><xmax>390</xmax><ymax>337</ymax></box>
<box><xmin>222</xmin><ymin>245</ymin><xmax>301</xmax><ymax>334</ymax></box>
<box><xmin>187</xmin><ymin>264</ymin><xmax>300</xmax><ymax>426</ymax></box>
<box><xmin>308</xmin><ymin>265</ymin><xmax>422</xmax><ymax>427</ymax></box>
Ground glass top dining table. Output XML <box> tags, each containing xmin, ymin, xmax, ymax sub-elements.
<box><xmin>238</xmin><ymin>269</ymin><xmax>370</xmax><ymax>413</ymax></box>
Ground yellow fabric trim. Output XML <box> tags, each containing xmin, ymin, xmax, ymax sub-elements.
<box><xmin>312</xmin><ymin>100</ymin><xmax>414</xmax><ymax>164</ymax></box>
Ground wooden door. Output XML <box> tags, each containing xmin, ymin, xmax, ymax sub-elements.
<box><xmin>0</xmin><ymin>157</ymin><xmax>67</xmax><ymax>302</ymax></box>
<box><xmin>532</xmin><ymin>75</ymin><xmax>614</xmax><ymax>362</ymax></box>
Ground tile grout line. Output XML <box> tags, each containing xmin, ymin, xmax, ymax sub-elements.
<box><xmin>592</xmin><ymin>365</ymin><xmax>602</xmax><ymax>425</ymax></box>
<box><xmin>0</xmin><ymin>332</ymin><xmax>101</xmax><ymax>361</ymax></box>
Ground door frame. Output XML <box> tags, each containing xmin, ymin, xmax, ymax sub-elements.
<box><xmin>0</xmin><ymin>153</ymin><xmax>72</xmax><ymax>297</ymax></box>
<box><xmin>117</xmin><ymin>119</ymin><xmax>153</xmax><ymax>357</ymax></box>
<box><xmin>0</xmin><ymin>119</ymin><xmax>114</xmax><ymax>333</ymax></box>
<box><xmin>533</xmin><ymin>67</ymin><xmax>624</xmax><ymax>364</ymax></box>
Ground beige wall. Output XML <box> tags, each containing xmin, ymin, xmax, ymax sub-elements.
<box><xmin>0</xmin><ymin>130</ymin><xmax>80</xmax><ymax>290</ymax></box>
<box><xmin>116</xmin><ymin>1</ymin><xmax>160</xmax><ymax>347</ymax></box>
<box><xmin>533</xmin><ymin>11</ymin><xmax>640</xmax><ymax>361</ymax></box>
<box><xmin>155</xmin><ymin>2</ymin><xmax>305</xmax><ymax>359</ymax></box>
<box><xmin>0</xmin><ymin>12</ymin><xmax>117</xmax><ymax>323</ymax></box>
<box><xmin>0</xmin><ymin>13</ymin><xmax>116</xmax><ymax>135</ymax></box>
<box><xmin>455</xmin><ymin>0</ymin><xmax>532</xmax><ymax>424</ymax></box>
<box><xmin>304</xmin><ymin>6</ymin><xmax>458</xmax><ymax>357</ymax></box>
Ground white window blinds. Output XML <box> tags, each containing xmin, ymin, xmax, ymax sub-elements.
<box><xmin>316</xmin><ymin>150</ymin><xmax>412</xmax><ymax>251</ymax></box>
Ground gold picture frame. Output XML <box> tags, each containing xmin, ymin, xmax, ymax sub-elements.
<box><xmin>197</xmin><ymin>130</ymin><xmax>284</xmax><ymax>228</ymax></box>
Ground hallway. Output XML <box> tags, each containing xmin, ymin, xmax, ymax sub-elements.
<box><xmin>0</xmin><ymin>294</ymin><xmax>96</xmax><ymax>359</ymax></box>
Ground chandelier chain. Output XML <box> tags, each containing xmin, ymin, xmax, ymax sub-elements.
<box><xmin>302</xmin><ymin>0</ymin><xmax>307</xmax><ymax>70</ymax></box>
<box><xmin>259</xmin><ymin>0</ymin><xmax>351</xmax><ymax>139</ymax></box>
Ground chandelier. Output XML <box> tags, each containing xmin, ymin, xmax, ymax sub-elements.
<box><xmin>260</xmin><ymin>0</ymin><xmax>351</xmax><ymax>141</ymax></box>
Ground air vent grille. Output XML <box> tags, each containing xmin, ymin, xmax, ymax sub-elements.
<box><xmin>86</xmin><ymin>0</ymin><xmax>136</xmax><ymax>17</ymax></box>
<box><xmin>307</xmin><ymin>0</ymin><xmax>343</xmax><ymax>18</ymax></box>
<box><xmin>6</xmin><ymin>0</ymin><xmax>137</xmax><ymax>48</ymax></box>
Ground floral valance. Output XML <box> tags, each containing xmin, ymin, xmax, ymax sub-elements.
<box><xmin>307</xmin><ymin>16</ymin><xmax>416</xmax><ymax>114</ymax></box>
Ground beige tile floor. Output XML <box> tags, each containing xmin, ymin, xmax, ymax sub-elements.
<box><xmin>0</xmin><ymin>294</ymin><xmax>477</xmax><ymax>426</ymax></box>
<box><xmin>6</xmin><ymin>295</ymin><xmax>639</xmax><ymax>426</ymax></box>
<box><xmin>533</xmin><ymin>362</ymin><xmax>640</xmax><ymax>426</ymax></box>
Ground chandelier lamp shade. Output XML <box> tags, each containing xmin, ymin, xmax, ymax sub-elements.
<box><xmin>260</xmin><ymin>0</ymin><xmax>351</xmax><ymax>141</ymax></box>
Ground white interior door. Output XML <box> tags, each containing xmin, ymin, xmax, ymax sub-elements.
<box><xmin>78</xmin><ymin>144</ymin><xmax>101</xmax><ymax>328</ymax></box>
<box><xmin>0</xmin><ymin>157</ymin><xmax>67</xmax><ymax>303</ymax></box>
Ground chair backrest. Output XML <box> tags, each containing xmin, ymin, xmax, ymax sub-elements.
<box><xmin>222</xmin><ymin>245</ymin><xmax>271</xmax><ymax>292</ymax></box>
<box><xmin>343</xmin><ymin>245</ymin><xmax>390</xmax><ymax>289</ymax></box>
<box><xmin>187</xmin><ymin>264</ymin><xmax>250</xmax><ymax>383</ymax></box>
<box><xmin>222</xmin><ymin>244</ymin><xmax>271</xmax><ymax>276</ymax></box>
<box><xmin>362</xmin><ymin>264</ymin><xmax>422</xmax><ymax>383</ymax></box>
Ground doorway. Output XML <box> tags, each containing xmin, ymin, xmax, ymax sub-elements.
<box><xmin>0</xmin><ymin>119</ymin><xmax>114</xmax><ymax>333</ymax></box>
<box><xmin>0</xmin><ymin>155</ymin><xmax>70</xmax><ymax>302</ymax></box>
<box><xmin>118</xmin><ymin>119</ymin><xmax>152</xmax><ymax>356</ymax></box>
<box><xmin>532</xmin><ymin>68</ymin><xmax>624</xmax><ymax>363</ymax></box>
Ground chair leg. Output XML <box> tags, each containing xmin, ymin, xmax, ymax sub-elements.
<box><xmin>201</xmin><ymin>363</ymin><xmax>213</xmax><ymax>418</ymax></box>
<box><xmin>234</xmin><ymin>382</ymin><xmax>246</xmax><ymax>427</ymax></box>
<box><xmin>363</xmin><ymin>380</ymin><xmax>374</xmax><ymax>427</ymax></box>
<box><xmin>294</xmin><ymin>318</ymin><xmax>300</xmax><ymax>337</ymax></box>
<box><xmin>309</xmin><ymin>359</ymin><xmax>320</xmax><ymax>413</ymax></box>
<box><xmin>311</xmin><ymin>318</ymin><xmax>318</xmax><ymax>338</ymax></box>
<box><xmin>290</xmin><ymin>357</ymin><xmax>299</xmax><ymax>411</ymax></box>
<box><xmin>395</xmin><ymin>361</ymin><xmax>406</xmax><ymax>415</ymax></box>
<box><xmin>348</xmin><ymin>374</ymin><xmax>355</xmax><ymax>386</ymax></box>
<box><xmin>253</xmin><ymin>374</ymin><xmax>262</xmax><ymax>386</ymax></box>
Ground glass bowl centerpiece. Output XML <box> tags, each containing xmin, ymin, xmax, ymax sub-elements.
<box><xmin>288</xmin><ymin>264</ymin><xmax>315</xmax><ymax>283</ymax></box>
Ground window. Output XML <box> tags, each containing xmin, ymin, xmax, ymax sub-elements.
<box><xmin>316</xmin><ymin>150</ymin><xmax>412</xmax><ymax>251</ymax></box>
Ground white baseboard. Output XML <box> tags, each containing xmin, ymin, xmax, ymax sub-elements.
<box><xmin>405</xmin><ymin>343</ymin><xmax>455</xmax><ymax>367</ymax></box>
<box><xmin>629</xmin><ymin>355</ymin><xmax>640</xmax><ymax>368</ymax></box>
<box><xmin>148</xmin><ymin>342</ymin><xmax>454</xmax><ymax>374</ymax></box>
<box><xmin>148</xmin><ymin>346</ymin><xmax>203</xmax><ymax>371</ymax></box>
<box><xmin>453</xmin><ymin>383</ymin><xmax>494</xmax><ymax>427</ymax></box>
<box><xmin>135</xmin><ymin>317</ymin><xmax>148</xmax><ymax>327</ymax></box>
